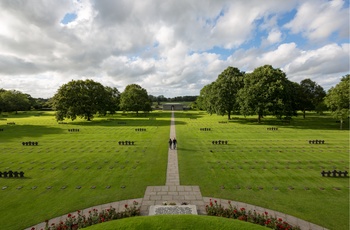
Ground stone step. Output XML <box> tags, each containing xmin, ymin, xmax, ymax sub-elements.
<box><xmin>140</xmin><ymin>185</ymin><xmax>206</xmax><ymax>215</ymax></box>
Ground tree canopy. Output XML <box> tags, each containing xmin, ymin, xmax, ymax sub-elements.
<box><xmin>196</xmin><ymin>67</ymin><xmax>244</xmax><ymax>119</ymax></box>
<box><xmin>52</xmin><ymin>79</ymin><xmax>120</xmax><ymax>121</ymax></box>
<box><xmin>238</xmin><ymin>65</ymin><xmax>296</xmax><ymax>122</ymax></box>
<box><xmin>298</xmin><ymin>78</ymin><xmax>326</xmax><ymax>118</ymax></box>
<box><xmin>324</xmin><ymin>74</ymin><xmax>349</xmax><ymax>129</ymax></box>
<box><xmin>0</xmin><ymin>89</ymin><xmax>31</xmax><ymax>114</ymax></box>
<box><xmin>120</xmin><ymin>84</ymin><xmax>151</xmax><ymax>114</ymax></box>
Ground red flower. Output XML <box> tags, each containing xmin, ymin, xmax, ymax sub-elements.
<box><xmin>67</xmin><ymin>213</ymin><xmax>72</xmax><ymax>218</ymax></box>
<box><xmin>278</xmin><ymin>218</ymin><xmax>283</xmax><ymax>222</ymax></box>
<box><xmin>264</xmin><ymin>211</ymin><xmax>268</xmax><ymax>215</ymax></box>
<box><xmin>31</xmin><ymin>228</ymin><xmax>35</xmax><ymax>230</ymax></box>
<box><xmin>240</xmin><ymin>207</ymin><xmax>245</xmax><ymax>211</ymax></box>
<box><xmin>210</xmin><ymin>202</ymin><xmax>213</xmax><ymax>207</ymax></box>
<box><xmin>228</xmin><ymin>201</ymin><xmax>231</xmax><ymax>204</ymax></box>
<box><xmin>77</xmin><ymin>210</ymin><xmax>80</xmax><ymax>214</ymax></box>
<box><xmin>125</xmin><ymin>204</ymin><xmax>128</xmax><ymax>208</ymax></box>
<box><xmin>214</xmin><ymin>200</ymin><xmax>217</xmax><ymax>203</ymax></box>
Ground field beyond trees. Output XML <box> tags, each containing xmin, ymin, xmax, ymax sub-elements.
<box><xmin>0</xmin><ymin>111</ymin><xmax>348</xmax><ymax>230</ymax></box>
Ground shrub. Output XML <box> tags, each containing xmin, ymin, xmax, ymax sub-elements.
<box><xmin>206</xmin><ymin>199</ymin><xmax>300</xmax><ymax>230</ymax></box>
<box><xmin>33</xmin><ymin>201</ymin><xmax>140</xmax><ymax>230</ymax></box>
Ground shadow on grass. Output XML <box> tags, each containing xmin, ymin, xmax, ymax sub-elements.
<box><xmin>68</xmin><ymin>118</ymin><xmax>188</xmax><ymax>127</ymax></box>
<box><xmin>0</xmin><ymin>111</ymin><xmax>54</xmax><ymax>118</ymax></box>
<box><xmin>226</xmin><ymin>115</ymin><xmax>349</xmax><ymax>131</ymax></box>
<box><xmin>0</xmin><ymin>125</ymin><xmax>65</xmax><ymax>140</ymax></box>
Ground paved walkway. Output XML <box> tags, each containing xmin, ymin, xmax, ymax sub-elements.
<box><xmin>27</xmin><ymin>111</ymin><xmax>327</xmax><ymax>230</ymax></box>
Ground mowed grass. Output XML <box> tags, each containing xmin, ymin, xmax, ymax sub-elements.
<box><xmin>0</xmin><ymin>111</ymin><xmax>348</xmax><ymax>230</ymax></box>
<box><xmin>0</xmin><ymin>111</ymin><xmax>174</xmax><ymax>230</ymax></box>
<box><xmin>84</xmin><ymin>215</ymin><xmax>267</xmax><ymax>230</ymax></box>
<box><xmin>176</xmin><ymin>111</ymin><xmax>349</xmax><ymax>230</ymax></box>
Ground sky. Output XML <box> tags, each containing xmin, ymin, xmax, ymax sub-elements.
<box><xmin>0</xmin><ymin>0</ymin><xmax>349</xmax><ymax>99</ymax></box>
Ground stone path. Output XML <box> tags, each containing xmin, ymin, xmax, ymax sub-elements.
<box><xmin>26</xmin><ymin>111</ymin><xmax>328</xmax><ymax>230</ymax></box>
<box><xmin>140</xmin><ymin>111</ymin><xmax>206</xmax><ymax>215</ymax></box>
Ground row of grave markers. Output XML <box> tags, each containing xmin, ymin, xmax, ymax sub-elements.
<box><xmin>118</xmin><ymin>141</ymin><xmax>135</xmax><ymax>145</ymax></box>
<box><xmin>68</xmin><ymin>129</ymin><xmax>80</xmax><ymax>132</ymax></box>
<box><xmin>22</xmin><ymin>142</ymin><xmax>39</xmax><ymax>146</ymax></box>
<box><xmin>212</xmin><ymin>140</ymin><xmax>228</xmax><ymax>144</ymax></box>
<box><xmin>309</xmin><ymin>140</ymin><xmax>325</xmax><ymax>144</ymax></box>
<box><xmin>0</xmin><ymin>171</ymin><xmax>24</xmax><ymax>178</ymax></box>
<box><xmin>321</xmin><ymin>170</ymin><xmax>348</xmax><ymax>177</ymax></box>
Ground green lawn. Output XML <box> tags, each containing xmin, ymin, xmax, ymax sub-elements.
<box><xmin>176</xmin><ymin>111</ymin><xmax>349</xmax><ymax>230</ymax></box>
<box><xmin>84</xmin><ymin>215</ymin><xmax>267</xmax><ymax>230</ymax></box>
<box><xmin>0</xmin><ymin>111</ymin><xmax>348</xmax><ymax>230</ymax></box>
<box><xmin>0</xmin><ymin>111</ymin><xmax>172</xmax><ymax>229</ymax></box>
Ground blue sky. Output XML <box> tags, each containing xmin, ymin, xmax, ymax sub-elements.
<box><xmin>0</xmin><ymin>0</ymin><xmax>349</xmax><ymax>98</ymax></box>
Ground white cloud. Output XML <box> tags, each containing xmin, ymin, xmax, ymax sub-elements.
<box><xmin>285</xmin><ymin>0</ymin><xmax>349</xmax><ymax>41</ymax></box>
<box><xmin>266</xmin><ymin>29</ymin><xmax>283</xmax><ymax>45</ymax></box>
<box><xmin>0</xmin><ymin>0</ymin><xmax>348</xmax><ymax>98</ymax></box>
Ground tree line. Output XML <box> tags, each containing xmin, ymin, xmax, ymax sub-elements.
<box><xmin>52</xmin><ymin>80</ymin><xmax>153</xmax><ymax>121</ymax></box>
<box><xmin>1</xmin><ymin>65</ymin><xmax>348</xmax><ymax>128</ymax></box>
<box><xmin>195</xmin><ymin>65</ymin><xmax>349</xmax><ymax>128</ymax></box>
<box><xmin>0</xmin><ymin>89</ymin><xmax>50</xmax><ymax>114</ymax></box>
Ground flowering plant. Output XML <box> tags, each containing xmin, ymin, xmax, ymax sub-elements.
<box><xmin>33</xmin><ymin>201</ymin><xmax>140</xmax><ymax>230</ymax></box>
<box><xmin>206</xmin><ymin>199</ymin><xmax>301</xmax><ymax>230</ymax></box>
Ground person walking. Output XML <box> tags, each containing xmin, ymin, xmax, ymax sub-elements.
<box><xmin>172</xmin><ymin>138</ymin><xmax>177</xmax><ymax>149</ymax></box>
<box><xmin>169</xmin><ymin>138</ymin><xmax>173</xmax><ymax>149</ymax></box>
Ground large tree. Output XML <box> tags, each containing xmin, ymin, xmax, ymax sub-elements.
<box><xmin>104</xmin><ymin>86</ymin><xmax>121</xmax><ymax>115</ymax></box>
<box><xmin>212</xmin><ymin>67</ymin><xmax>244</xmax><ymax>119</ymax></box>
<box><xmin>196</xmin><ymin>67</ymin><xmax>244</xmax><ymax>119</ymax></box>
<box><xmin>120</xmin><ymin>84</ymin><xmax>151</xmax><ymax>114</ymax></box>
<box><xmin>324</xmin><ymin>75</ymin><xmax>349</xmax><ymax>129</ymax></box>
<box><xmin>196</xmin><ymin>82</ymin><xmax>217</xmax><ymax>114</ymax></box>
<box><xmin>299</xmin><ymin>78</ymin><xmax>326</xmax><ymax>118</ymax></box>
<box><xmin>52</xmin><ymin>79</ymin><xmax>118</xmax><ymax>121</ymax></box>
<box><xmin>238</xmin><ymin>65</ymin><xmax>296</xmax><ymax>123</ymax></box>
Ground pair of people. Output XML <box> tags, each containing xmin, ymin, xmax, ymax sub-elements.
<box><xmin>169</xmin><ymin>138</ymin><xmax>177</xmax><ymax>149</ymax></box>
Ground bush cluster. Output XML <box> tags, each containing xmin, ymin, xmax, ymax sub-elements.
<box><xmin>206</xmin><ymin>199</ymin><xmax>301</xmax><ymax>230</ymax></box>
<box><xmin>32</xmin><ymin>201</ymin><xmax>140</xmax><ymax>230</ymax></box>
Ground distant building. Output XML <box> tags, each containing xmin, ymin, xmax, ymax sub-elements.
<box><xmin>163</xmin><ymin>103</ymin><xmax>184</xmax><ymax>110</ymax></box>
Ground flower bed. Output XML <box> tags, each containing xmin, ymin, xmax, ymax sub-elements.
<box><xmin>206</xmin><ymin>199</ymin><xmax>301</xmax><ymax>230</ymax></box>
<box><xmin>31</xmin><ymin>201</ymin><xmax>140</xmax><ymax>230</ymax></box>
